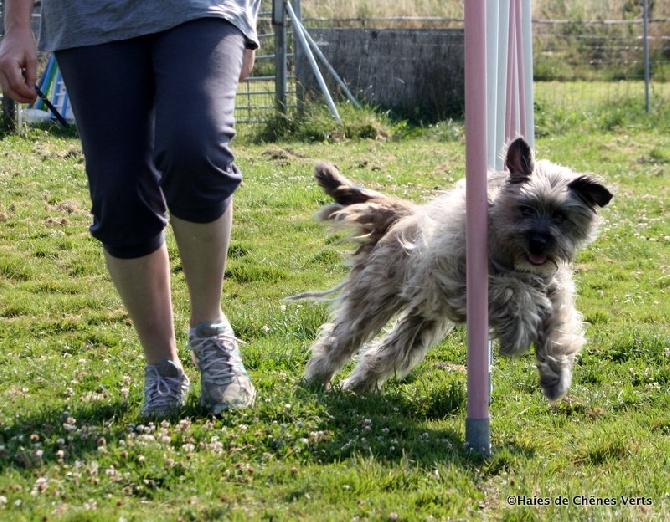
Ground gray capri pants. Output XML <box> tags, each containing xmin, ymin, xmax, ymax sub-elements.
<box><xmin>55</xmin><ymin>18</ymin><xmax>245</xmax><ymax>259</ymax></box>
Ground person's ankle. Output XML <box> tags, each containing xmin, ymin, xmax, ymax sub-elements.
<box><xmin>148</xmin><ymin>359</ymin><xmax>183</xmax><ymax>377</ymax></box>
<box><xmin>190</xmin><ymin>316</ymin><xmax>224</xmax><ymax>329</ymax></box>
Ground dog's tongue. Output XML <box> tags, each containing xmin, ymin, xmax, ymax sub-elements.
<box><xmin>528</xmin><ymin>253</ymin><xmax>547</xmax><ymax>266</ymax></box>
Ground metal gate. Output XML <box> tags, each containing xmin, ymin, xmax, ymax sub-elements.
<box><xmin>234</xmin><ymin>0</ymin><xmax>300</xmax><ymax>126</ymax></box>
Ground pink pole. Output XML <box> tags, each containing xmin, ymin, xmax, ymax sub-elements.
<box><xmin>515</xmin><ymin>0</ymin><xmax>527</xmax><ymax>138</ymax></box>
<box><xmin>465</xmin><ymin>0</ymin><xmax>491</xmax><ymax>456</ymax></box>
<box><xmin>505</xmin><ymin>0</ymin><xmax>518</xmax><ymax>141</ymax></box>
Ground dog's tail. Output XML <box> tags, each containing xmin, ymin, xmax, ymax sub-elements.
<box><xmin>284</xmin><ymin>281</ymin><xmax>346</xmax><ymax>302</ymax></box>
<box><xmin>314</xmin><ymin>161</ymin><xmax>387</xmax><ymax>206</ymax></box>
<box><xmin>286</xmin><ymin>163</ymin><xmax>414</xmax><ymax>302</ymax></box>
<box><xmin>313</xmin><ymin>162</ymin><xmax>414</xmax><ymax>243</ymax></box>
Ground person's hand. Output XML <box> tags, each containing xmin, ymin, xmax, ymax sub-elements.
<box><xmin>238</xmin><ymin>48</ymin><xmax>255</xmax><ymax>82</ymax></box>
<box><xmin>0</xmin><ymin>26</ymin><xmax>38</xmax><ymax>103</ymax></box>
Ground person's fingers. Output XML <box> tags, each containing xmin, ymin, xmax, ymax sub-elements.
<box><xmin>0</xmin><ymin>60</ymin><xmax>36</xmax><ymax>103</ymax></box>
<box><xmin>0</xmin><ymin>37</ymin><xmax>38</xmax><ymax>103</ymax></box>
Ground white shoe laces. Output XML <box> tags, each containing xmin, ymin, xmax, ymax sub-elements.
<box><xmin>143</xmin><ymin>366</ymin><xmax>188</xmax><ymax>412</ymax></box>
<box><xmin>190</xmin><ymin>333</ymin><xmax>246</xmax><ymax>385</ymax></box>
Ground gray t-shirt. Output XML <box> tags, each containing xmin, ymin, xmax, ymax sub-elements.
<box><xmin>38</xmin><ymin>0</ymin><xmax>261</xmax><ymax>51</ymax></box>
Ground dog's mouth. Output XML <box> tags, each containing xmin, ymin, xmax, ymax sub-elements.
<box><xmin>527</xmin><ymin>253</ymin><xmax>548</xmax><ymax>266</ymax></box>
<box><xmin>514</xmin><ymin>252</ymin><xmax>558</xmax><ymax>274</ymax></box>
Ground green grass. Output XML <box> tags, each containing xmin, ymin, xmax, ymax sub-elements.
<box><xmin>0</xmin><ymin>91</ymin><xmax>668</xmax><ymax>521</ymax></box>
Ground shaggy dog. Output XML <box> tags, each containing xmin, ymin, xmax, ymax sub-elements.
<box><xmin>291</xmin><ymin>138</ymin><xmax>612</xmax><ymax>400</ymax></box>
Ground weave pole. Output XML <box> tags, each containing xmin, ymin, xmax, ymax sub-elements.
<box><xmin>492</xmin><ymin>1</ymin><xmax>510</xmax><ymax>170</ymax></box>
<box><xmin>466</xmin><ymin>0</ymin><xmax>535</xmax><ymax>456</ymax></box>
<box><xmin>501</xmin><ymin>0</ymin><xmax>535</xmax><ymax>147</ymax></box>
<box><xmin>464</xmin><ymin>0</ymin><xmax>491</xmax><ymax>456</ymax></box>
<box><xmin>521</xmin><ymin>0</ymin><xmax>535</xmax><ymax>148</ymax></box>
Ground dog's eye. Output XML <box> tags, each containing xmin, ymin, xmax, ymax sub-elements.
<box><xmin>519</xmin><ymin>206</ymin><xmax>535</xmax><ymax>218</ymax></box>
<box><xmin>552</xmin><ymin>210</ymin><xmax>567</xmax><ymax>223</ymax></box>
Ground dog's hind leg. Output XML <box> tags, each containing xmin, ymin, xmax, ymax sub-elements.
<box><xmin>303</xmin><ymin>286</ymin><xmax>404</xmax><ymax>387</ymax></box>
<box><xmin>342</xmin><ymin>308</ymin><xmax>452</xmax><ymax>392</ymax></box>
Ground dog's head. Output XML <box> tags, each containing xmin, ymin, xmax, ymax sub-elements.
<box><xmin>491</xmin><ymin>138</ymin><xmax>613</xmax><ymax>275</ymax></box>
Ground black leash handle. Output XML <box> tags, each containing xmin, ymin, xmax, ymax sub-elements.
<box><xmin>34</xmin><ymin>85</ymin><xmax>69</xmax><ymax>128</ymax></box>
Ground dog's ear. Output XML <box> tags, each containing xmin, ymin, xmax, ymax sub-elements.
<box><xmin>568</xmin><ymin>175</ymin><xmax>613</xmax><ymax>210</ymax></box>
<box><xmin>505</xmin><ymin>138</ymin><xmax>535</xmax><ymax>184</ymax></box>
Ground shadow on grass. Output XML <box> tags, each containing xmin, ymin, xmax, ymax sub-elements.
<box><xmin>0</xmin><ymin>400</ymin><xmax>132</xmax><ymax>472</ymax></box>
<box><xmin>0</xmin><ymin>374</ymin><xmax>536</xmax><ymax>479</ymax></box>
<box><xmin>292</xmin><ymin>379</ymin><xmax>536</xmax><ymax>468</ymax></box>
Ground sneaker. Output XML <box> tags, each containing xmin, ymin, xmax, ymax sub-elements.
<box><xmin>188</xmin><ymin>320</ymin><xmax>256</xmax><ymax>414</ymax></box>
<box><xmin>140</xmin><ymin>360</ymin><xmax>190</xmax><ymax>418</ymax></box>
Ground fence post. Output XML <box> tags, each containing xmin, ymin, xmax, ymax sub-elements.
<box><xmin>1</xmin><ymin>95</ymin><xmax>17</xmax><ymax>133</ymax></box>
<box><xmin>292</xmin><ymin>0</ymin><xmax>305</xmax><ymax>115</ymax></box>
<box><xmin>1</xmin><ymin>0</ymin><xmax>17</xmax><ymax>132</ymax></box>
<box><xmin>285</xmin><ymin>1</ymin><xmax>340</xmax><ymax>121</ymax></box>
<box><xmin>273</xmin><ymin>0</ymin><xmax>288</xmax><ymax>114</ymax></box>
<box><xmin>643</xmin><ymin>0</ymin><xmax>650</xmax><ymax>113</ymax></box>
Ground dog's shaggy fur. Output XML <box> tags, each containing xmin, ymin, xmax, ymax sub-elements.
<box><xmin>291</xmin><ymin>138</ymin><xmax>613</xmax><ymax>400</ymax></box>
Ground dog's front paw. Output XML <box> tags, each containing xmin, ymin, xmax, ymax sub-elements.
<box><xmin>303</xmin><ymin>356</ymin><xmax>337</xmax><ymax>387</ymax></box>
<box><xmin>538</xmin><ymin>359</ymin><xmax>573</xmax><ymax>401</ymax></box>
<box><xmin>299</xmin><ymin>377</ymin><xmax>332</xmax><ymax>392</ymax></box>
<box><xmin>342</xmin><ymin>375</ymin><xmax>382</xmax><ymax>394</ymax></box>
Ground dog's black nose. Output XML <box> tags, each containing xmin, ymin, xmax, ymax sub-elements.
<box><xmin>528</xmin><ymin>234</ymin><xmax>549</xmax><ymax>254</ymax></box>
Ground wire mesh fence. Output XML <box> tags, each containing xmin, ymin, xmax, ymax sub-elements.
<box><xmin>295</xmin><ymin>15</ymin><xmax>669</xmax><ymax>121</ymax></box>
<box><xmin>532</xmin><ymin>18</ymin><xmax>669</xmax><ymax>116</ymax></box>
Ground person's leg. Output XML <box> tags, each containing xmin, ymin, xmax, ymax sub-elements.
<box><xmin>57</xmin><ymin>40</ymin><xmax>181</xmax><ymax>365</ymax></box>
<box><xmin>152</xmin><ymin>17</ymin><xmax>244</xmax><ymax>329</ymax></box>
<box><xmin>56</xmin><ymin>41</ymin><xmax>188</xmax><ymax>416</ymax></box>
<box><xmin>151</xmin><ymin>19</ymin><xmax>254</xmax><ymax>412</ymax></box>
<box><xmin>103</xmin><ymin>246</ymin><xmax>179</xmax><ymax>366</ymax></box>
<box><xmin>152</xmin><ymin>17</ymin><xmax>243</xmax><ymax>329</ymax></box>
<box><xmin>170</xmin><ymin>207</ymin><xmax>232</xmax><ymax>328</ymax></box>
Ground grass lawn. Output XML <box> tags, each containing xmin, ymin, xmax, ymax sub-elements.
<box><xmin>0</xmin><ymin>100</ymin><xmax>668</xmax><ymax>521</ymax></box>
